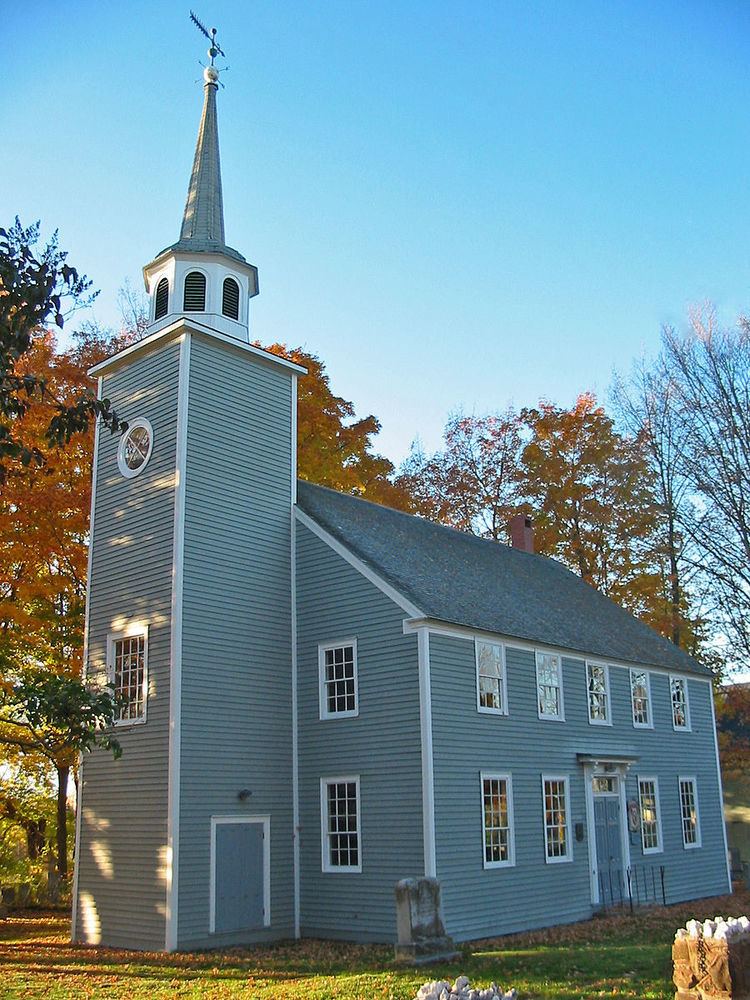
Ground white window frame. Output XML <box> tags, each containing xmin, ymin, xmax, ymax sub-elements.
<box><xmin>670</xmin><ymin>675</ymin><xmax>691</xmax><ymax>731</ymax></box>
<box><xmin>209</xmin><ymin>815</ymin><xmax>271</xmax><ymax>933</ymax></box>
<box><xmin>475</xmin><ymin>639</ymin><xmax>508</xmax><ymax>716</ymax></box>
<box><xmin>541</xmin><ymin>774</ymin><xmax>572</xmax><ymax>864</ymax></box>
<box><xmin>678</xmin><ymin>775</ymin><xmax>702</xmax><ymax>849</ymax></box>
<box><xmin>107</xmin><ymin>623</ymin><xmax>149</xmax><ymax>726</ymax></box>
<box><xmin>318</xmin><ymin>639</ymin><xmax>359</xmax><ymax>720</ymax></box>
<box><xmin>630</xmin><ymin>669</ymin><xmax>653</xmax><ymax>729</ymax></box>
<box><xmin>320</xmin><ymin>776</ymin><xmax>362</xmax><ymax>873</ymax></box>
<box><xmin>480</xmin><ymin>772</ymin><xmax>515</xmax><ymax>869</ymax></box>
<box><xmin>535</xmin><ymin>651</ymin><xmax>565</xmax><ymax>721</ymax></box>
<box><xmin>586</xmin><ymin>660</ymin><xmax>612</xmax><ymax>726</ymax></box>
<box><xmin>637</xmin><ymin>775</ymin><xmax>663</xmax><ymax>855</ymax></box>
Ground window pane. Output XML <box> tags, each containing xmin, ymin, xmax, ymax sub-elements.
<box><xmin>538</xmin><ymin>654</ymin><xmax>561</xmax><ymax>717</ymax></box>
<box><xmin>639</xmin><ymin>779</ymin><xmax>660</xmax><ymax>851</ymax></box>
<box><xmin>477</xmin><ymin>642</ymin><xmax>503</xmax><ymax>712</ymax></box>
<box><xmin>631</xmin><ymin>671</ymin><xmax>650</xmax><ymax>725</ymax></box>
<box><xmin>672</xmin><ymin>678</ymin><xmax>688</xmax><ymax>728</ymax></box>
<box><xmin>323</xmin><ymin>645</ymin><xmax>356</xmax><ymax>715</ymax></box>
<box><xmin>113</xmin><ymin>634</ymin><xmax>146</xmax><ymax>721</ymax></box>
<box><xmin>543</xmin><ymin>778</ymin><xmax>568</xmax><ymax>859</ymax></box>
<box><xmin>680</xmin><ymin>779</ymin><xmax>699</xmax><ymax>846</ymax></box>
<box><xmin>587</xmin><ymin>663</ymin><xmax>608</xmax><ymax>722</ymax></box>
<box><xmin>326</xmin><ymin>780</ymin><xmax>359</xmax><ymax>868</ymax></box>
<box><xmin>483</xmin><ymin>777</ymin><xmax>511</xmax><ymax>864</ymax></box>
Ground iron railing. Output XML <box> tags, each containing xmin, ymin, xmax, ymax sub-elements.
<box><xmin>598</xmin><ymin>864</ymin><xmax>666</xmax><ymax>912</ymax></box>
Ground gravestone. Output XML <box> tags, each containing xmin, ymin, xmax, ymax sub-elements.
<box><xmin>394</xmin><ymin>877</ymin><xmax>459</xmax><ymax>964</ymax></box>
<box><xmin>672</xmin><ymin>918</ymin><xmax>750</xmax><ymax>999</ymax></box>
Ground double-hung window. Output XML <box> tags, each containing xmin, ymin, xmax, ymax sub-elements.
<box><xmin>586</xmin><ymin>661</ymin><xmax>611</xmax><ymax>725</ymax></box>
<box><xmin>536</xmin><ymin>652</ymin><xmax>564</xmax><ymax>720</ymax></box>
<box><xmin>638</xmin><ymin>776</ymin><xmax>662</xmax><ymax>854</ymax></box>
<box><xmin>108</xmin><ymin>626</ymin><xmax>148</xmax><ymax>724</ymax></box>
<box><xmin>542</xmin><ymin>775</ymin><xmax>571</xmax><ymax>862</ymax></box>
<box><xmin>476</xmin><ymin>640</ymin><xmax>507</xmax><ymax>715</ymax></box>
<box><xmin>679</xmin><ymin>776</ymin><xmax>701</xmax><ymax>848</ymax></box>
<box><xmin>670</xmin><ymin>676</ymin><xmax>691</xmax><ymax>731</ymax></box>
<box><xmin>319</xmin><ymin>640</ymin><xmax>358</xmax><ymax>719</ymax></box>
<box><xmin>320</xmin><ymin>777</ymin><xmax>361</xmax><ymax>872</ymax></box>
<box><xmin>630</xmin><ymin>669</ymin><xmax>652</xmax><ymax>728</ymax></box>
<box><xmin>481</xmin><ymin>773</ymin><xmax>515</xmax><ymax>868</ymax></box>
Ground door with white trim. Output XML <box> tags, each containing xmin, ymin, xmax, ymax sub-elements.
<box><xmin>211</xmin><ymin>817</ymin><xmax>269</xmax><ymax>933</ymax></box>
<box><xmin>592</xmin><ymin>775</ymin><xmax>624</xmax><ymax>904</ymax></box>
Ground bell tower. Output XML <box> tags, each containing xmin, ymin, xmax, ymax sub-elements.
<box><xmin>142</xmin><ymin>47</ymin><xmax>258</xmax><ymax>342</ymax></box>
<box><xmin>73</xmin><ymin>19</ymin><xmax>303</xmax><ymax>953</ymax></box>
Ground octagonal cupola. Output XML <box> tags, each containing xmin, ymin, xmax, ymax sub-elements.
<box><xmin>143</xmin><ymin>65</ymin><xmax>258</xmax><ymax>342</ymax></box>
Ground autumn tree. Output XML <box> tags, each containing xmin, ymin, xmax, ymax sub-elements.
<box><xmin>0</xmin><ymin>323</ymin><xmax>132</xmax><ymax>878</ymax></box>
<box><xmin>398</xmin><ymin>411</ymin><xmax>523</xmax><ymax>539</ymax></box>
<box><xmin>520</xmin><ymin>393</ymin><xmax>664</xmax><ymax>622</ymax></box>
<box><xmin>261</xmin><ymin>343</ymin><xmax>413</xmax><ymax>510</ymax></box>
<box><xmin>0</xmin><ymin>219</ymin><xmax>124</xmax><ymax>482</ymax></box>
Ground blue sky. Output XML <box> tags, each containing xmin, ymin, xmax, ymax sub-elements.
<box><xmin>3</xmin><ymin>1</ymin><xmax>749</xmax><ymax>464</ymax></box>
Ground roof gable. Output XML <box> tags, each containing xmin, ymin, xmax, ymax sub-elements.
<box><xmin>296</xmin><ymin>480</ymin><xmax>710</xmax><ymax>677</ymax></box>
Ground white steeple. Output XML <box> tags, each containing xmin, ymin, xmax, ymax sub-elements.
<box><xmin>142</xmin><ymin>40</ymin><xmax>258</xmax><ymax>342</ymax></box>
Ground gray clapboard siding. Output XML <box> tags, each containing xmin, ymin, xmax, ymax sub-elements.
<box><xmin>430</xmin><ymin>636</ymin><xmax>728</xmax><ymax>943</ymax></box>
<box><xmin>176</xmin><ymin>334</ymin><xmax>295</xmax><ymax>948</ymax></box>
<box><xmin>295</xmin><ymin>521</ymin><xmax>423</xmax><ymax>942</ymax></box>
<box><xmin>75</xmin><ymin>341</ymin><xmax>180</xmax><ymax>950</ymax></box>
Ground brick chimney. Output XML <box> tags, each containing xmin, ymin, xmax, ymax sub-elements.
<box><xmin>509</xmin><ymin>514</ymin><xmax>534</xmax><ymax>553</ymax></box>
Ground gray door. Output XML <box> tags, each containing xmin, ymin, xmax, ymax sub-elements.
<box><xmin>214</xmin><ymin>821</ymin><xmax>265</xmax><ymax>933</ymax></box>
<box><xmin>594</xmin><ymin>796</ymin><xmax>622</xmax><ymax>871</ymax></box>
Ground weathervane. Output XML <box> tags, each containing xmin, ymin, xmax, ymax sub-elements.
<box><xmin>190</xmin><ymin>10</ymin><xmax>228</xmax><ymax>85</ymax></box>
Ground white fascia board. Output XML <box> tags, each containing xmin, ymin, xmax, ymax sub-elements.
<box><xmin>294</xmin><ymin>507</ymin><xmax>424</xmax><ymax>618</ymax></box>
<box><xmin>402</xmin><ymin>617</ymin><xmax>709</xmax><ymax>682</ymax></box>
<box><xmin>89</xmin><ymin>317</ymin><xmax>307</xmax><ymax>378</ymax></box>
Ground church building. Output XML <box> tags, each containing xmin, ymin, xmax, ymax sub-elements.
<box><xmin>72</xmin><ymin>56</ymin><xmax>731</xmax><ymax>952</ymax></box>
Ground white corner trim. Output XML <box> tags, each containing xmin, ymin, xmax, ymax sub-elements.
<box><xmin>291</xmin><ymin>508</ymin><xmax>300</xmax><ymax>939</ymax></box>
<box><xmin>294</xmin><ymin>507</ymin><xmax>424</xmax><ymax>618</ymax></box>
<box><xmin>418</xmin><ymin>627</ymin><xmax>437</xmax><ymax>878</ymax></box>
<box><xmin>209</xmin><ymin>815</ymin><xmax>271</xmax><ymax>933</ymax></box>
<box><xmin>708</xmin><ymin>684</ymin><xmax>732</xmax><ymax>891</ymax></box>
<box><xmin>71</xmin><ymin>375</ymin><xmax>103</xmax><ymax>943</ymax></box>
<box><xmin>165</xmin><ymin>332</ymin><xmax>190</xmax><ymax>952</ymax></box>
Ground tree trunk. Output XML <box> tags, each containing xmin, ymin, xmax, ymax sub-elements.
<box><xmin>55</xmin><ymin>764</ymin><xmax>69</xmax><ymax>879</ymax></box>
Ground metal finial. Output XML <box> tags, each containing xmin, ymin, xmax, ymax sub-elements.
<box><xmin>189</xmin><ymin>10</ymin><xmax>227</xmax><ymax>78</ymax></box>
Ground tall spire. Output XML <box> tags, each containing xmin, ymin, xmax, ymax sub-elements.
<box><xmin>180</xmin><ymin>68</ymin><xmax>225</xmax><ymax>246</ymax></box>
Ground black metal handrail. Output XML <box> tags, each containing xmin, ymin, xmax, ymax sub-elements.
<box><xmin>598</xmin><ymin>864</ymin><xmax>666</xmax><ymax>912</ymax></box>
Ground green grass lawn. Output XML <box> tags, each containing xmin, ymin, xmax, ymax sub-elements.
<box><xmin>1</xmin><ymin>887</ymin><xmax>747</xmax><ymax>999</ymax></box>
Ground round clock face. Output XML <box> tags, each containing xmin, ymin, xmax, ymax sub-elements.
<box><xmin>117</xmin><ymin>418</ymin><xmax>154</xmax><ymax>478</ymax></box>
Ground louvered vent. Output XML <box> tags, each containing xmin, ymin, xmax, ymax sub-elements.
<box><xmin>222</xmin><ymin>277</ymin><xmax>240</xmax><ymax>320</ymax></box>
<box><xmin>183</xmin><ymin>271</ymin><xmax>206</xmax><ymax>311</ymax></box>
<box><xmin>154</xmin><ymin>277</ymin><xmax>169</xmax><ymax>320</ymax></box>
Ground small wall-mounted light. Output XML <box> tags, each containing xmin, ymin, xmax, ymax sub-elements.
<box><xmin>575</xmin><ymin>822</ymin><xmax>585</xmax><ymax>842</ymax></box>
<box><xmin>237</xmin><ymin>789</ymin><xmax>252</xmax><ymax>802</ymax></box>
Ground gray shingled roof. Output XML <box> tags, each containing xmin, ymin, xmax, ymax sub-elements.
<box><xmin>296</xmin><ymin>480</ymin><xmax>710</xmax><ymax>676</ymax></box>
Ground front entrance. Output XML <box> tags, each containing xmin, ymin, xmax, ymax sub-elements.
<box><xmin>210</xmin><ymin>816</ymin><xmax>270</xmax><ymax>934</ymax></box>
<box><xmin>592</xmin><ymin>775</ymin><xmax>624</xmax><ymax>906</ymax></box>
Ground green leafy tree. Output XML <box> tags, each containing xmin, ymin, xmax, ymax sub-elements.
<box><xmin>0</xmin><ymin>671</ymin><xmax>121</xmax><ymax>878</ymax></box>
